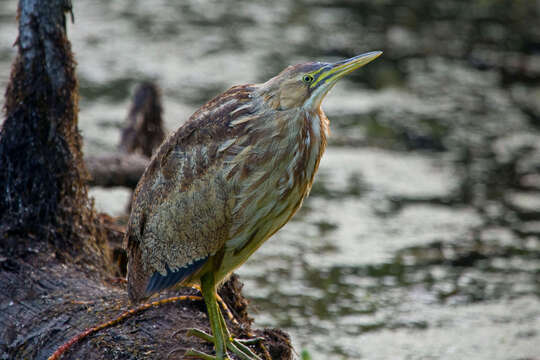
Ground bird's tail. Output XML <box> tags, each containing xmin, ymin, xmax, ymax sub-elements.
<box><xmin>126</xmin><ymin>235</ymin><xmax>150</xmax><ymax>303</ymax></box>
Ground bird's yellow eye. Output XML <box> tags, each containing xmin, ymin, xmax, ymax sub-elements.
<box><xmin>302</xmin><ymin>74</ymin><xmax>314</xmax><ymax>84</ymax></box>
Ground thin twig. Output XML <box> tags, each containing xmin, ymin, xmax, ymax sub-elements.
<box><xmin>47</xmin><ymin>295</ymin><xmax>202</xmax><ymax>360</ymax></box>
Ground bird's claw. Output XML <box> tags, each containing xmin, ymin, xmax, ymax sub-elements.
<box><xmin>185</xmin><ymin>328</ymin><xmax>262</xmax><ymax>360</ymax></box>
<box><xmin>235</xmin><ymin>337</ymin><xmax>266</xmax><ymax>345</ymax></box>
<box><xmin>184</xmin><ymin>348</ymin><xmax>231</xmax><ymax>360</ymax></box>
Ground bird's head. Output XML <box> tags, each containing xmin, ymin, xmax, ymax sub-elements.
<box><xmin>260</xmin><ymin>51</ymin><xmax>382</xmax><ymax>111</ymax></box>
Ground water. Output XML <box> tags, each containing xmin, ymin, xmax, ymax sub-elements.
<box><xmin>1</xmin><ymin>1</ymin><xmax>539</xmax><ymax>359</ymax></box>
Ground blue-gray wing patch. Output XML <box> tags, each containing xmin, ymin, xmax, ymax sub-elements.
<box><xmin>145</xmin><ymin>257</ymin><xmax>207</xmax><ymax>295</ymax></box>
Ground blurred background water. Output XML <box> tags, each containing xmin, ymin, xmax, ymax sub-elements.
<box><xmin>1</xmin><ymin>1</ymin><xmax>540</xmax><ymax>359</ymax></box>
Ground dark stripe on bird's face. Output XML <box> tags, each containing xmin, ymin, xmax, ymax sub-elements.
<box><xmin>292</xmin><ymin>62</ymin><xmax>331</xmax><ymax>86</ymax></box>
<box><xmin>145</xmin><ymin>257</ymin><xmax>208</xmax><ymax>295</ymax></box>
<box><xmin>307</xmin><ymin>64</ymin><xmax>332</xmax><ymax>85</ymax></box>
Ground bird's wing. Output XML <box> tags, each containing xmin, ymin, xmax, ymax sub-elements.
<box><xmin>125</xmin><ymin>85</ymin><xmax>257</xmax><ymax>302</ymax></box>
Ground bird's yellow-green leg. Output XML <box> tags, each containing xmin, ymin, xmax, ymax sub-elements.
<box><xmin>192</xmin><ymin>284</ymin><xmax>238</xmax><ymax>325</ymax></box>
<box><xmin>192</xmin><ymin>284</ymin><xmax>265</xmax><ymax>349</ymax></box>
<box><xmin>185</xmin><ymin>272</ymin><xmax>262</xmax><ymax>360</ymax></box>
<box><xmin>198</xmin><ymin>272</ymin><xmax>228</xmax><ymax>359</ymax></box>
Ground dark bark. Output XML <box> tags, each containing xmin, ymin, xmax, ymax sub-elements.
<box><xmin>0</xmin><ymin>256</ymin><xmax>292</xmax><ymax>360</ymax></box>
<box><xmin>0</xmin><ymin>0</ymin><xmax>109</xmax><ymax>269</ymax></box>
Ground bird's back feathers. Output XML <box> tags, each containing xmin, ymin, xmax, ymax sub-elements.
<box><xmin>125</xmin><ymin>85</ymin><xmax>257</xmax><ymax>302</ymax></box>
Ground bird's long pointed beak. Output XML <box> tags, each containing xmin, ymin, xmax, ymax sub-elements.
<box><xmin>311</xmin><ymin>51</ymin><xmax>383</xmax><ymax>90</ymax></box>
<box><xmin>305</xmin><ymin>51</ymin><xmax>382</xmax><ymax>109</ymax></box>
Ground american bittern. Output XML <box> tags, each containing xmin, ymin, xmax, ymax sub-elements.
<box><xmin>125</xmin><ymin>51</ymin><xmax>382</xmax><ymax>359</ymax></box>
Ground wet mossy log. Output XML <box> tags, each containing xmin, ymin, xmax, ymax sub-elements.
<box><xmin>0</xmin><ymin>257</ymin><xmax>292</xmax><ymax>360</ymax></box>
<box><xmin>86</xmin><ymin>153</ymin><xmax>149</xmax><ymax>188</ymax></box>
<box><xmin>0</xmin><ymin>1</ymin><xmax>293</xmax><ymax>359</ymax></box>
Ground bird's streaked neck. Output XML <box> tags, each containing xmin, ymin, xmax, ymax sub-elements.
<box><xmin>250</xmin><ymin>83</ymin><xmax>329</xmax><ymax>156</ymax></box>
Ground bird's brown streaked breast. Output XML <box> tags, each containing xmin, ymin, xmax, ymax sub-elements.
<box><xmin>214</xmin><ymin>107</ymin><xmax>329</xmax><ymax>281</ymax></box>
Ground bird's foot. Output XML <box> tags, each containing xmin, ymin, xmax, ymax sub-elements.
<box><xmin>184</xmin><ymin>348</ymin><xmax>226</xmax><ymax>360</ymax></box>
<box><xmin>185</xmin><ymin>328</ymin><xmax>262</xmax><ymax>360</ymax></box>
